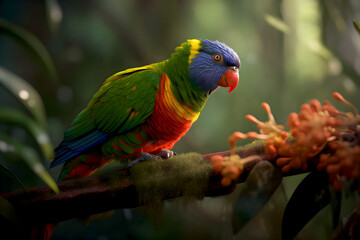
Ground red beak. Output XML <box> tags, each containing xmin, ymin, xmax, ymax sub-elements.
<box><xmin>217</xmin><ymin>67</ymin><xmax>239</xmax><ymax>93</ymax></box>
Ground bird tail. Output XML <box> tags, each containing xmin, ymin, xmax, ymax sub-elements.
<box><xmin>58</xmin><ymin>152</ymin><xmax>112</xmax><ymax>181</ymax></box>
<box><xmin>30</xmin><ymin>224</ymin><xmax>54</xmax><ymax>240</ymax></box>
<box><xmin>31</xmin><ymin>153</ymin><xmax>112</xmax><ymax>239</ymax></box>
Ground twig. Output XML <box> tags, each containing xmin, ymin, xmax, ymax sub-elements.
<box><xmin>0</xmin><ymin>144</ymin><xmax>305</xmax><ymax>226</ymax></box>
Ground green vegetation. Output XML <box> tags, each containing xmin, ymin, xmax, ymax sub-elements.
<box><xmin>130</xmin><ymin>153</ymin><xmax>212</xmax><ymax>206</ymax></box>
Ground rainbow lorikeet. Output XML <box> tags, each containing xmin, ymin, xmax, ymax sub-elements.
<box><xmin>51</xmin><ymin>39</ymin><xmax>240</xmax><ymax>181</ymax></box>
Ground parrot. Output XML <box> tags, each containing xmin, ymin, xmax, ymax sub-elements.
<box><xmin>51</xmin><ymin>39</ymin><xmax>240</xmax><ymax>181</ymax></box>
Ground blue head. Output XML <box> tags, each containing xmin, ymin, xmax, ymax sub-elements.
<box><xmin>188</xmin><ymin>39</ymin><xmax>240</xmax><ymax>93</ymax></box>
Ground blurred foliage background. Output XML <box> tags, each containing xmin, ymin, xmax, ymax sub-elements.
<box><xmin>0</xmin><ymin>0</ymin><xmax>360</xmax><ymax>239</ymax></box>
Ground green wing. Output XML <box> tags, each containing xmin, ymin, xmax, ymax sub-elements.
<box><xmin>51</xmin><ymin>66</ymin><xmax>160</xmax><ymax>167</ymax></box>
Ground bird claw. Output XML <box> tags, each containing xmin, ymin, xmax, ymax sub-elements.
<box><xmin>157</xmin><ymin>149</ymin><xmax>177</xmax><ymax>159</ymax></box>
<box><xmin>127</xmin><ymin>152</ymin><xmax>159</xmax><ymax>168</ymax></box>
<box><xmin>127</xmin><ymin>150</ymin><xmax>177</xmax><ymax>168</ymax></box>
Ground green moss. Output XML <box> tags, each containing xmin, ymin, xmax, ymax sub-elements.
<box><xmin>94</xmin><ymin>160</ymin><xmax>132</xmax><ymax>188</ymax></box>
<box><xmin>129</xmin><ymin>152</ymin><xmax>212</xmax><ymax>206</ymax></box>
<box><xmin>232</xmin><ymin>140</ymin><xmax>266</xmax><ymax>156</ymax></box>
<box><xmin>244</xmin><ymin>140</ymin><xmax>266</xmax><ymax>153</ymax></box>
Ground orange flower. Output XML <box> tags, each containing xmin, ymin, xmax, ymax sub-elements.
<box><xmin>210</xmin><ymin>153</ymin><xmax>259</xmax><ymax>187</ymax></box>
<box><xmin>215</xmin><ymin>92</ymin><xmax>359</xmax><ymax>191</ymax></box>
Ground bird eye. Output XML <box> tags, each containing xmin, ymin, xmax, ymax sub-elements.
<box><xmin>212</xmin><ymin>54</ymin><xmax>222</xmax><ymax>62</ymax></box>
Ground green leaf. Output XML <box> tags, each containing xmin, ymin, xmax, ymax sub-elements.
<box><xmin>0</xmin><ymin>108</ymin><xmax>54</xmax><ymax>160</ymax></box>
<box><xmin>0</xmin><ymin>18</ymin><xmax>59</xmax><ymax>83</ymax></box>
<box><xmin>0</xmin><ymin>67</ymin><xmax>47</xmax><ymax>128</ymax></box>
<box><xmin>0</xmin><ymin>163</ymin><xmax>25</xmax><ymax>192</ymax></box>
<box><xmin>282</xmin><ymin>172</ymin><xmax>330</xmax><ymax>240</ymax></box>
<box><xmin>353</xmin><ymin>20</ymin><xmax>360</xmax><ymax>36</ymax></box>
<box><xmin>306</xmin><ymin>40</ymin><xmax>334</xmax><ymax>60</ymax></box>
<box><xmin>0</xmin><ymin>196</ymin><xmax>17</xmax><ymax>225</ymax></box>
<box><xmin>232</xmin><ymin>161</ymin><xmax>283</xmax><ymax>234</ymax></box>
<box><xmin>0</xmin><ymin>134</ymin><xmax>59</xmax><ymax>194</ymax></box>
<box><xmin>264</xmin><ymin>14</ymin><xmax>290</xmax><ymax>33</ymax></box>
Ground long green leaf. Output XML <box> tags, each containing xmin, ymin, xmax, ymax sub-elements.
<box><xmin>0</xmin><ymin>108</ymin><xmax>54</xmax><ymax>160</ymax></box>
<box><xmin>0</xmin><ymin>134</ymin><xmax>59</xmax><ymax>194</ymax></box>
<box><xmin>0</xmin><ymin>162</ymin><xmax>25</xmax><ymax>192</ymax></box>
<box><xmin>282</xmin><ymin>172</ymin><xmax>330</xmax><ymax>240</ymax></box>
<box><xmin>0</xmin><ymin>67</ymin><xmax>47</xmax><ymax>128</ymax></box>
<box><xmin>264</xmin><ymin>14</ymin><xmax>290</xmax><ymax>33</ymax></box>
<box><xmin>232</xmin><ymin>161</ymin><xmax>283</xmax><ymax>234</ymax></box>
<box><xmin>0</xmin><ymin>18</ymin><xmax>59</xmax><ymax>83</ymax></box>
<box><xmin>0</xmin><ymin>196</ymin><xmax>17</xmax><ymax>225</ymax></box>
<box><xmin>353</xmin><ymin>20</ymin><xmax>360</xmax><ymax>36</ymax></box>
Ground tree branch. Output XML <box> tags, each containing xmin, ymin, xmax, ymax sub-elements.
<box><xmin>0</xmin><ymin>143</ymin><xmax>306</xmax><ymax>226</ymax></box>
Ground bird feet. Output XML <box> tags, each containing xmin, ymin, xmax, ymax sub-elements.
<box><xmin>127</xmin><ymin>149</ymin><xmax>177</xmax><ymax>168</ymax></box>
<box><xmin>157</xmin><ymin>149</ymin><xmax>177</xmax><ymax>159</ymax></box>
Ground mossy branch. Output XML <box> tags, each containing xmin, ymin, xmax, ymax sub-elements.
<box><xmin>0</xmin><ymin>143</ymin><xmax>307</xmax><ymax>226</ymax></box>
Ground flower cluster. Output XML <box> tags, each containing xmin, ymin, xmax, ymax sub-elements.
<box><xmin>210</xmin><ymin>153</ymin><xmax>259</xmax><ymax>187</ymax></box>
<box><xmin>241</xmin><ymin>102</ymin><xmax>288</xmax><ymax>157</ymax></box>
<box><xmin>314</xmin><ymin>93</ymin><xmax>360</xmax><ymax>190</ymax></box>
<box><xmin>210</xmin><ymin>154</ymin><xmax>244</xmax><ymax>187</ymax></box>
<box><xmin>211</xmin><ymin>103</ymin><xmax>284</xmax><ymax>187</ymax></box>
<box><xmin>278</xmin><ymin>97</ymin><xmax>344</xmax><ymax>173</ymax></box>
<box><xmin>210</xmin><ymin>92</ymin><xmax>360</xmax><ymax>191</ymax></box>
<box><xmin>317</xmin><ymin>140</ymin><xmax>360</xmax><ymax>191</ymax></box>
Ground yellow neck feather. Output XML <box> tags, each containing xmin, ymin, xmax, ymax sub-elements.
<box><xmin>187</xmin><ymin>39</ymin><xmax>202</xmax><ymax>65</ymax></box>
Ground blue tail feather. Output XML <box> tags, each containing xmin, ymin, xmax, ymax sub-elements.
<box><xmin>50</xmin><ymin>130</ymin><xmax>108</xmax><ymax>168</ymax></box>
